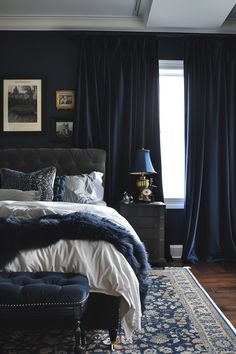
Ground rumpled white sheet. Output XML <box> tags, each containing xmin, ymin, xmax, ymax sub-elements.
<box><xmin>0</xmin><ymin>200</ymin><xmax>142</xmax><ymax>339</ymax></box>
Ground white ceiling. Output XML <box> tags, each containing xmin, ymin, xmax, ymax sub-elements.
<box><xmin>0</xmin><ymin>0</ymin><xmax>236</xmax><ymax>33</ymax></box>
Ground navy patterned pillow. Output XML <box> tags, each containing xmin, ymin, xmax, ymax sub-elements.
<box><xmin>53</xmin><ymin>176</ymin><xmax>66</xmax><ymax>201</ymax></box>
<box><xmin>0</xmin><ymin>167</ymin><xmax>56</xmax><ymax>201</ymax></box>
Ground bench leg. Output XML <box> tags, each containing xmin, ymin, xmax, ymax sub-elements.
<box><xmin>109</xmin><ymin>328</ymin><xmax>117</xmax><ymax>342</ymax></box>
<box><xmin>109</xmin><ymin>328</ymin><xmax>118</xmax><ymax>351</ymax></box>
<box><xmin>81</xmin><ymin>327</ymin><xmax>86</xmax><ymax>346</ymax></box>
<box><xmin>74</xmin><ymin>320</ymin><xmax>84</xmax><ymax>354</ymax></box>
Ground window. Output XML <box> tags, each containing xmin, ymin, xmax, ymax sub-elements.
<box><xmin>159</xmin><ymin>60</ymin><xmax>185</xmax><ymax>209</ymax></box>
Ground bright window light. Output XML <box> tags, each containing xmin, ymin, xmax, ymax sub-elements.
<box><xmin>159</xmin><ymin>60</ymin><xmax>185</xmax><ymax>208</ymax></box>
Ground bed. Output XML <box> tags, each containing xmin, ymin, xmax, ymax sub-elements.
<box><xmin>0</xmin><ymin>148</ymin><xmax>149</xmax><ymax>347</ymax></box>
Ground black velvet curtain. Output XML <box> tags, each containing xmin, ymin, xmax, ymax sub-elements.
<box><xmin>72</xmin><ymin>35</ymin><xmax>163</xmax><ymax>206</ymax></box>
<box><xmin>184</xmin><ymin>37</ymin><xmax>236</xmax><ymax>263</ymax></box>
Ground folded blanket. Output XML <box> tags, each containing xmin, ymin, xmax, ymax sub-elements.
<box><xmin>0</xmin><ymin>212</ymin><xmax>150</xmax><ymax>309</ymax></box>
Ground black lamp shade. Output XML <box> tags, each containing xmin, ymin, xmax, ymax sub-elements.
<box><xmin>130</xmin><ymin>149</ymin><xmax>156</xmax><ymax>175</ymax></box>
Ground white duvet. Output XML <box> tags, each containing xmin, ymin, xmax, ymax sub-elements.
<box><xmin>0</xmin><ymin>200</ymin><xmax>142</xmax><ymax>339</ymax></box>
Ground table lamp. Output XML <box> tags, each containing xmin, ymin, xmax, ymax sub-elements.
<box><xmin>130</xmin><ymin>148</ymin><xmax>156</xmax><ymax>202</ymax></box>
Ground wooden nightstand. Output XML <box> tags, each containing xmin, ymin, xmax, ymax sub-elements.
<box><xmin>119</xmin><ymin>202</ymin><xmax>166</xmax><ymax>265</ymax></box>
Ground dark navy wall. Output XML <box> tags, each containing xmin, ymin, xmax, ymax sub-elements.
<box><xmin>0</xmin><ymin>31</ymin><xmax>185</xmax><ymax>250</ymax></box>
<box><xmin>159</xmin><ymin>36</ymin><xmax>184</xmax><ymax>59</ymax></box>
<box><xmin>0</xmin><ymin>31</ymin><xmax>78</xmax><ymax>148</ymax></box>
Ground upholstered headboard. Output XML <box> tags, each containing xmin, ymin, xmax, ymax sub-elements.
<box><xmin>0</xmin><ymin>148</ymin><xmax>106</xmax><ymax>176</ymax></box>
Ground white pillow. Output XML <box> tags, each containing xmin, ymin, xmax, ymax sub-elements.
<box><xmin>63</xmin><ymin>172</ymin><xmax>104</xmax><ymax>204</ymax></box>
<box><xmin>0</xmin><ymin>189</ymin><xmax>41</xmax><ymax>201</ymax></box>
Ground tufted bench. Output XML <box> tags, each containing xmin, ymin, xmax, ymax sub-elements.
<box><xmin>0</xmin><ymin>272</ymin><xmax>89</xmax><ymax>353</ymax></box>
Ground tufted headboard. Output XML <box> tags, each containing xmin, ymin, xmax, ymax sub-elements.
<box><xmin>0</xmin><ymin>148</ymin><xmax>106</xmax><ymax>177</ymax></box>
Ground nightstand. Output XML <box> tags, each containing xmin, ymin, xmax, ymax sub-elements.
<box><xmin>119</xmin><ymin>202</ymin><xmax>166</xmax><ymax>265</ymax></box>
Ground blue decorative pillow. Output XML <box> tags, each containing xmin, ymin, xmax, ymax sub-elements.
<box><xmin>53</xmin><ymin>176</ymin><xmax>66</xmax><ymax>201</ymax></box>
<box><xmin>0</xmin><ymin>167</ymin><xmax>56</xmax><ymax>201</ymax></box>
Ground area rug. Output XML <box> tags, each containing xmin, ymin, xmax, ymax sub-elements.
<box><xmin>0</xmin><ymin>267</ymin><xmax>236</xmax><ymax>353</ymax></box>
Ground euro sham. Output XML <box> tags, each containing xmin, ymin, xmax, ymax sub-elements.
<box><xmin>0</xmin><ymin>167</ymin><xmax>56</xmax><ymax>201</ymax></box>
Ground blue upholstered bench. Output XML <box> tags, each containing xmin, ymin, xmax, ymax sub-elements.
<box><xmin>0</xmin><ymin>272</ymin><xmax>89</xmax><ymax>353</ymax></box>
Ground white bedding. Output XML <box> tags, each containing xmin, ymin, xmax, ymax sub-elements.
<box><xmin>0</xmin><ymin>200</ymin><xmax>142</xmax><ymax>339</ymax></box>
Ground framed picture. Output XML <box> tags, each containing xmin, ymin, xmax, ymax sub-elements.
<box><xmin>53</xmin><ymin>118</ymin><xmax>73</xmax><ymax>142</ymax></box>
<box><xmin>3</xmin><ymin>79</ymin><xmax>42</xmax><ymax>132</ymax></box>
<box><xmin>56</xmin><ymin>90</ymin><xmax>75</xmax><ymax>110</ymax></box>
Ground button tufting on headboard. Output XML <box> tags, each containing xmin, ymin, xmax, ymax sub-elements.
<box><xmin>0</xmin><ymin>148</ymin><xmax>106</xmax><ymax>177</ymax></box>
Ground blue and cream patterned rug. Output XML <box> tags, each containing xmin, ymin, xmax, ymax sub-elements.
<box><xmin>1</xmin><ymin>267</ymin><xmax>236</xmax><ymax>354</ymax></box>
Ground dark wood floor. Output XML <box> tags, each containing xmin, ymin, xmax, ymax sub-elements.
<box><xmin>167</xmin><ymin>261</ymin><xmax>236</xmax><ymax>328</ymax></box>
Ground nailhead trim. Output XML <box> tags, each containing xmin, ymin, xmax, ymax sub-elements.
<box><xmin>0</xmin><ymin>294</ymin><xmax>89</xmax><ymax>308</ymax></box>
<box><xmin>0</xmin><ymin>300</ymin><xmax>85</xmax><ymax>308</ymax></box>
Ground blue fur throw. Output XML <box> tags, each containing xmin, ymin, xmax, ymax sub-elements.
<box><xmin>0</xmin><ymin>212</ymin><xmax>150</xmax><ymax>309</ymax></box>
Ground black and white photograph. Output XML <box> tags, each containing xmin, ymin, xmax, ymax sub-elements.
<box><xmin>56</xmin><ymin>90</ymin><xmax>75</xmax><ymax>110</ymax></box>
<box><xmin>3</xmin><ymin>79</ymin><xmax>42</xmax><ymax>132</ymax></box>
<box><xmin>53</xmin><ymin>119</ymin><xmax>73</xmax><ymax>141</ymax></box>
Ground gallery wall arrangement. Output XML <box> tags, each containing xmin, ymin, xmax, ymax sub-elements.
<box><xmin>1</xmin><ymin>79</ymin><xmax>75</xmax><ymax>144</ymax></box>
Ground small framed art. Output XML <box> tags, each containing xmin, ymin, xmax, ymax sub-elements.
<box><xmin>56</xmin><ymin>90</ymin><xmax>75</xmax><ymax>110</ymax></box>
<box><xmin>53</xmin><ymin>118</ymin><xmax>73</xmax><ymax>142</ymax></box>
<box><xmin>3</xmin><ymin>79</ymin><xmax>42</xmax><ymax>132</ymax></box>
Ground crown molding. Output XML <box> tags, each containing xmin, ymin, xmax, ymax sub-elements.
<box><xmin>0</xmin><ymin>15</ymin><xmax>144</xmax><ymax>31</ymax></box>
<box><xmin>0</xmin><ymin>15</ymin><xmax>235</xmax><ymax>34</ymax></box>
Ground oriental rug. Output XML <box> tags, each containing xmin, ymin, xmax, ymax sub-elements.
<box><xmin>0</xmin><ymin>267</ymin><xmax>236</xmax><ymax>354</ymax></box>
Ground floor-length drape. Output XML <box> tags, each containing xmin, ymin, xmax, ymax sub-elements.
<box><xmin>184</xmin><ymin>37</ymin><xmax>236</xmax><ymax>263</ymax></box>
<box><xmin>72</xmin><ymin>35</ymin><xmax>163</xmax><ymax>206</ymax></box>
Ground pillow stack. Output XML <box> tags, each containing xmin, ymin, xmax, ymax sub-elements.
<box><xmin>0</xmin><ymin>167</ymin><xmax>104</xmax><ymax>204</ymax></box>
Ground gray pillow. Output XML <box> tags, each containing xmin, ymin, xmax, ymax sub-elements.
<box><xmin>0</xmin><ymin>167</ymin><xmax>56</xmax><ymax>201</ymax></box>
<box><xmin>0</xmin><ymin>189</ymin><xmax>41</xmax><ymax>201</ymax></box>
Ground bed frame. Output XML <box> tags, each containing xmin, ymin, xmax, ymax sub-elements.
<box><xmin>0</xmin><ymin>148</ymin><xmax>120</xmax><ymax>347</ymax></box>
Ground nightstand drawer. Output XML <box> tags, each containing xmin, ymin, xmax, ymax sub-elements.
<box><xmin>136</xmin><ymin>228</ymin><xmax>165</xmax><ymax>241</ymax></box>
<box><xmin>120</xmin><ymin>203</ymin><xmax>165</xmax><ymax>217</ymax></box>
<box><xmin>126</xmin><ymin>216</ymin><xmax>161</xmax><ymax>229</ymax></box>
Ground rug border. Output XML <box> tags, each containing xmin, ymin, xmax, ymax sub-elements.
<box><xmin>164</xmin><ymin>266</ymin><xmax>236</xmax><ymax>337</ymax></box>
<box><xmin>184</xmin><ymin>266</ymin><xmax>236</xmax><ymax>336</ymax></box>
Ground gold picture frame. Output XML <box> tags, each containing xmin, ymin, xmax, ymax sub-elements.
<box><xmin>56</xmin><ymin>90</ymin><xmax>75</xmax><ymax>110</ymax></box>
<box><xmin>3</xmin><ymin>79</ymin><xmax>42</xmax><ymax>132</ymax></box>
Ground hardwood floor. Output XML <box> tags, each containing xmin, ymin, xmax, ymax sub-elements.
<box><xmin>168</xmin><ymin>261</ymin><xmax>236</xmax><ymax>328</ymax></box>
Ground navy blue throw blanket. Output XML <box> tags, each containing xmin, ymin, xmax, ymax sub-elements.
<box><xmin>0</xmin><ymin>212</ymin><xmax>150</xmax><ymax>309</ymax></box>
